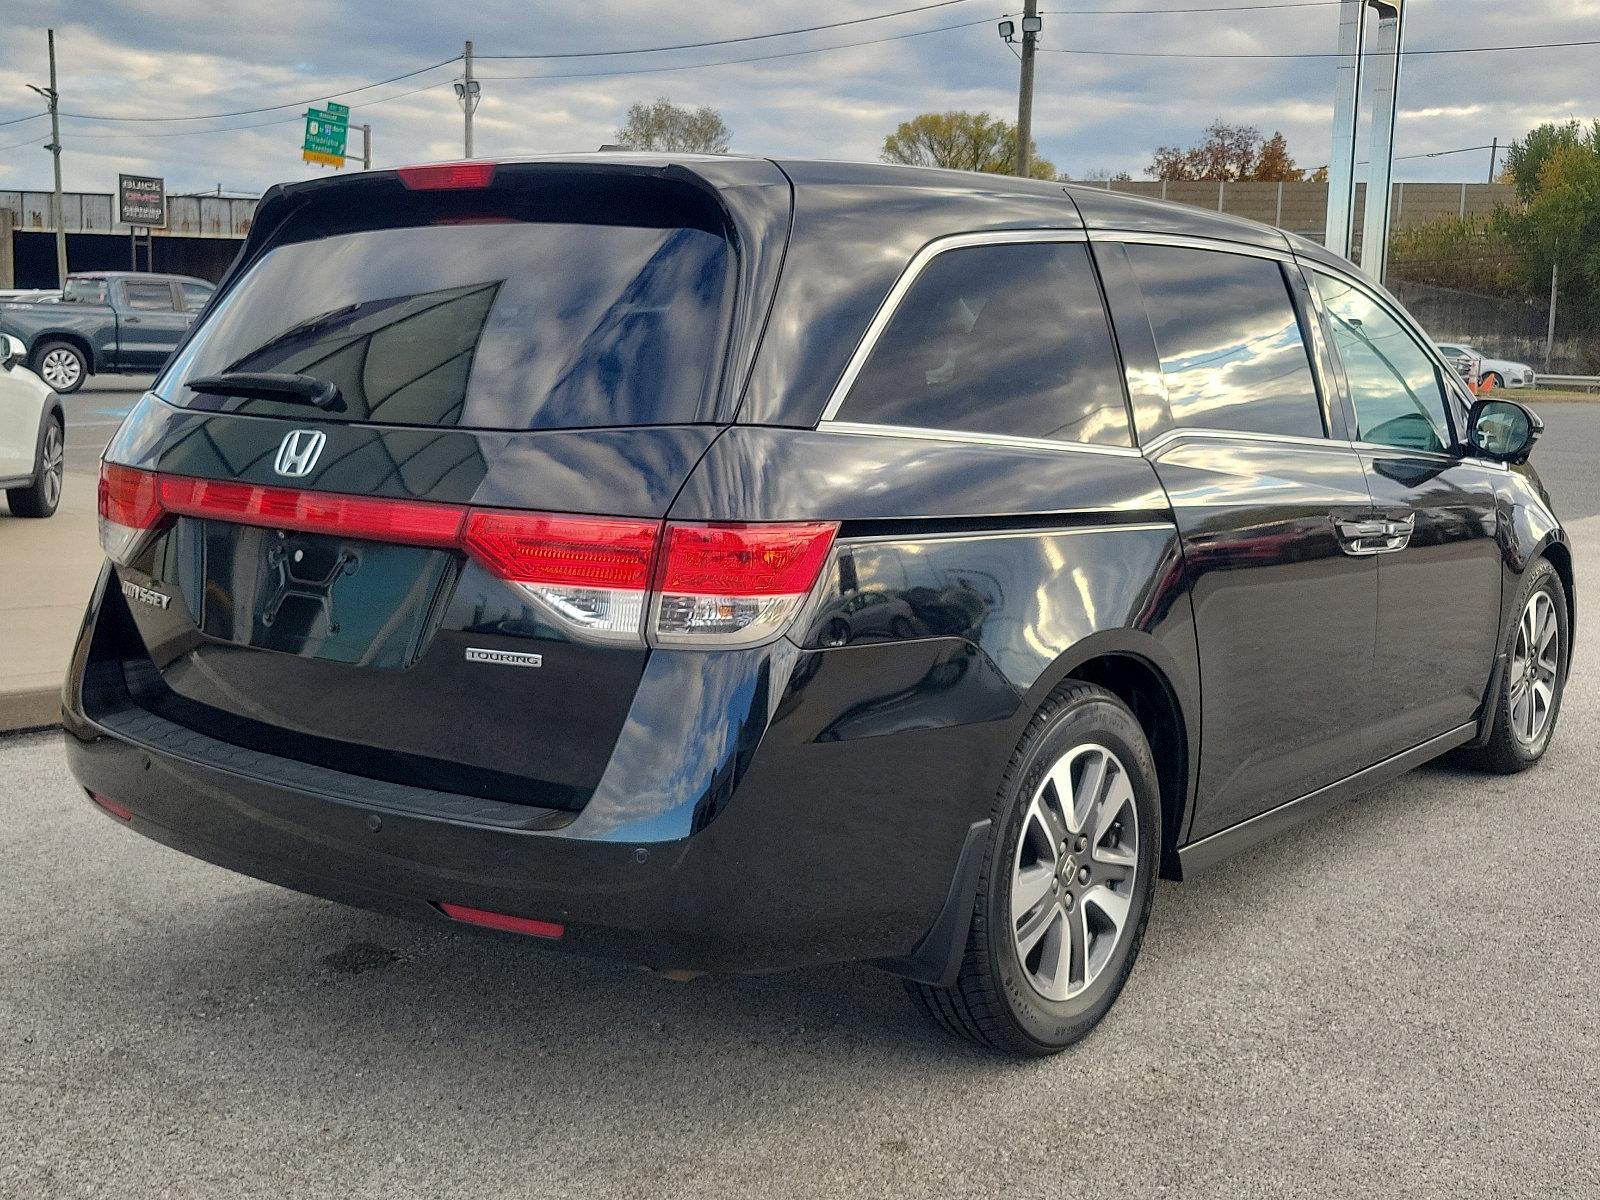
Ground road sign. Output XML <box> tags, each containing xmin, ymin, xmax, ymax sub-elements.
<box><xmin>302</xmin><ymin>102</ymin><xmax>350</xmax><ymax>169</ymax></box>
<box><xmin>117</xmin><ymin>174</ymin><xmax>166</xmax><ymax>226</ymax></box>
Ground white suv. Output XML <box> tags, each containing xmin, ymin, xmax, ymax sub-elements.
<box><xmin>0</xmin><ymin>334</ymin><xmax>64</xmax><ymax>518</ymax></box>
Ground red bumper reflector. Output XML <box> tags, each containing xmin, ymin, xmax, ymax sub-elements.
<box><xmin>437</xmin><ymin>902</ymin><xmax>564</xmax><ymax>939</ymax></box>
<box><xmin>89</xmin><ymin>792</ymin><xmax>134</xmax><ymax>822</ymax></box>
<box><xmin>398</xmin><ymin>161</ymin><xmax>496</xmax><ymax>190</ymax></box>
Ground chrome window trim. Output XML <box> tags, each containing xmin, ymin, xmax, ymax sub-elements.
<box><xmin>815</xmin><ymin>228</ymin><xmax>1095</xmax><ymax>428</ymax></box>
<box><xmin>835</xmin><ymin>521</ymin><xmax>1176</xmax><ymax>548</ymax></box>
<box><xmin>819</xmin><ymin>419</ymin><xmax>1144</xmax><ymax>459</ymax></box>
<box><xmin>1140</xmin><ymin>426</ymin><xmax>1353</xmax><ymax>459</ymax></box>
<box><xmin>1086</xmin><ymin>228</ymin><xmax>1295</xmax><ymax>265</ymax></box>
<box><xmin>1348</xmin><ymin>440</ymin><xmax>1508</xmax><ymax>472</ymax></box>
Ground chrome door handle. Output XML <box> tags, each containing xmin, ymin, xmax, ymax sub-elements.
<box><xmin>1334</xmin><ymin>513</ymin><xmax>1415</xmax><ymax>556</ymax></box>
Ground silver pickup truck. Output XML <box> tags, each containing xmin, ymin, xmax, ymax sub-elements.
<box><xmin>0</xmin><ymin>271</ymin><xmax>215</xmax><ymax>393</ymax></box>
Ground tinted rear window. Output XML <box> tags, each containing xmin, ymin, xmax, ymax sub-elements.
<box><xmin>835</xmin><ymin>242</ymin><xmax>1132</xmax><ymax>447</ymax></box>
<box><xmin>1126</xmin><ymin>244</ymin><xmax>1323</xmax><ymax>439</ymax></box>
<box><xmin>156</xmin><ymin>194</ymin><xmax>733</xmax><ymax>430</ymax></box>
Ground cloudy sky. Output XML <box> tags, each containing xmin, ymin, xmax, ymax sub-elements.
<box><xmin>2</xmin><ymin>0</ymin><xmax>1596</xmax><ymax>197</ymax></box>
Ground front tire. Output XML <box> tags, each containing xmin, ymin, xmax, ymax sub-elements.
<box><xmin>1471</xmin><ymin>559</ymin><xmax>1567</xmax><ymax>774</ymax></box>
<box><xmin>6</xmin><ymin>414</ymin><xmax>64</xmax><ymax>518</ymax></box>
<box><xmin>32</xmin><ymin>340</ymin><xmax>87</xmax><ymax>394</ymax></box>
<box><xmin>907</xmin><ymin>682</ymin><xmax>1160</xmax><ymax>1056</ymax></box>
<box><xmin>1484</xmin><ymin>371</ymin><xmax>1504</xmax><ymax>391</ymax></box>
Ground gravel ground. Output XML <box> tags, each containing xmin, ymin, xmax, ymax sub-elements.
<box><xmin>2</xmin><ymin>532</ymin><xmax>1596</xmax><ymax>1200</ymax></box>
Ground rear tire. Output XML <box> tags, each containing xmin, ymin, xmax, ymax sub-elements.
<box><xmin>6</xmin><ymin>414</ymin><xmax>64</xmax><ymax>518</ymax></box>
<box><xmin>1468</xmin><ymin>558</ymin><xmax>1567</xmax><ymax>774</ymax></box>
<box><xmin>907</xmin><ymin>682</ymin><xmax>1160</xmax><ymax>1056</ymax></box>
<box><xmin>32</xmin><ymin>340</ymin><xmax>87</xmax><ymax>394</ymax></box>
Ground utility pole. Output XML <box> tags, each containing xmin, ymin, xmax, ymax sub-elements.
<box><xmin>1013</xmin><ymin>0</ymin><xmax>1039</xmax><ymax>177</ymax></box>
<box><xmin>359</xmin><ymin>123</ymin><xmax>371</xmax><ymax>170</ymax></box>
<box><xmin>455</xmin><ymin>40</ymin><xmax>480</xmax><ymax>158</ymax></box>
<box><xmin>1545</xmin><ymin>238</ymin><xmax>1559</xmax><ymax>374</ymax></box>
<box><xmin>1488</xmin><ymin>136</ymin><xmax>1499</xmax><ymax>183</ymax></box>
<box><xmin>27</xmin><ymin>30</ymin><xmax>68</xmax><ymax>287</ymax></box>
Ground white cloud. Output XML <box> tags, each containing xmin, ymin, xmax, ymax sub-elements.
<box><xmin>0</xmin><ymin>0</ymin><xmax>1595</xmax><ymax>194</ymax></box>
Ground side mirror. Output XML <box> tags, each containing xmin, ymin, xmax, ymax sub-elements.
<box><xmin>0</xmin><ymin>334</ymin><xmax>24</xmax><ymax>371</ymax></box>
<box><xmin>1468</xmin><ymin>398</ymin><xmax>1542</xmax><ymax>465</ymax></box>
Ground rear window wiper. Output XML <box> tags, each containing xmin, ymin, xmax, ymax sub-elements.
<box><xmin>186</xmin><ymin>371</ymin><xmax>344</xmax><ymax>412</ymax></box>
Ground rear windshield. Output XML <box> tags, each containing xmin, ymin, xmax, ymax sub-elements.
<box><xmin>155</xmin><ymin>188</ymin><xmax>733</xmax><ymax>430</ymax></box>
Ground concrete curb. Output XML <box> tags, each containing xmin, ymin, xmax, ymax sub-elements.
<box><xmin>0</xmin><ymin>686</ymin><xmax>62</xmax><ymax>735</ymax></box>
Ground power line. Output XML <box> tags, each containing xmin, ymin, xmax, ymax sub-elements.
<box><xmin>0</xmin><ymin>134</ymin><xmax>49</xmax><ymax>154</ymax></box>
<box><xmin>481</xmin><ymin>16</ymin><xmax>995</xmax><ymax>81</ymax></box>
<box><xmin>0</xmin><ymin>111</ymin><xmax>49</xmax><ymax>129</ymax></box>
<box><xmin>1040</xmin><ymin>1</ymin><xmax>1339</xmax><ymax>12</ymax></box>
<box><xmin>478</xmin><ymin>0</ymin><xmax>983</xmax><ymax>59</ymax></box>
<box><xmin>1039</xmin><ymin>37</ymin><xmax>1600</xmax><ymax>58</ymax></box>
<box><xmin>56</xmin><ymin>56</ymin><xmax>460</xmax><ymax>123</ymax></box>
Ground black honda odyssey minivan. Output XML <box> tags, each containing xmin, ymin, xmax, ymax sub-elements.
<box><xmin>66</xmin><ymin>155</ymin><xmax>1571</xmax><ymax>1056</ymax></box>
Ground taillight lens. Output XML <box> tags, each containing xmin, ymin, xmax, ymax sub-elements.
<box><xmin>652</xmin><ymin>522</ymin><xmax>838</xmax><ymax>648</ymax></box>
<box><xmin>98</xmin><ymin>463</ymin><xmax>165</xmax><ymax>565</ymax></box>
<box><xmin>95</xmin><ymin>463</ymin><xmax>837</xmax><ymax>650</ymax></box>
<box><xmin>463</xmin><ymin>511</ymin><xmax>659</xmax><ymax>644</ymax></box>
<box><xmin>397</xmin><ymin>161</ymin><xmax>496</xmax><ymax>190</ymax></box>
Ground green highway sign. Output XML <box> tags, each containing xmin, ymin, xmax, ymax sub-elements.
<box><xmin>302</xmin><ymin>103</ymin><xmax>350</xmax><ymax>168</ymax></box>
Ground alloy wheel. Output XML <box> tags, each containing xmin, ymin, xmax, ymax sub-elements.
<box><xmin>1509</xmin><ymin>590</ymin><xmax>1559</xmax><ymax>746</ymax></box>
<box><xmin>1010</xmin><ymin>743</ymin><xmax>1140</xmax><ymax>1001</ymax></box>
<box><xmin>40</xmin><ymin>348</ymin><xmax>82</xmax><ymax>391</ymax></box>
<box><xmin>40</xmin><ymin>422</ymin><xmax>64</xmax><ymax>509</ymax></box>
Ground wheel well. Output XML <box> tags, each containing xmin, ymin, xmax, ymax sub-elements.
<box><xmin>1542</xmin><ymin>541</ymin><xmax>1576</xmax><ymax>668</ymax></box>
<box><xmin>1067</xmin><ymin>654</ymin><xmax>1188</xmax><ymax>876</ymax></box>
<box><xmin>33</xmin><ymin>333</ymin><xmax>94</xmax><ymax>373</ymax></box>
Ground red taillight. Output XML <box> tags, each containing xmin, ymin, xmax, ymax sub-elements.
<box><xmin>463</xmin><ymin>511</ymin><xmax>658</xmax><ymax>589</ymax></box>
<box><xmin>98</xmin><ymin>463</ymin><xmax>166</xmax><ymax>565</ymax></box>
<box><xmin>99</xmin><ymin>463</ymin><xmax>163</xmax><ymax>529</ymax></box>
<box><xmin>89</xmin><ymin>792</ymin><xmax>134</xmax><ymax>822</ymax></box>
<box><xmin>659</xmin><ymin>523</ymin><xmax>838</xmax><ymax>596</ymax></box>
<box><xmin>159</xmin><ymin>477</ymin><xmax>466</xmax><ymax>547</ymax></box>
<box><xmin>653</xmin><ymin>521</ymin><xmax>838</xmax><ymax>648</ymax></box>
<box><xmin>397</xmin><ymin>161</ymin><xmax>496</xmax><ymax>191</ymax></box>
<box><xmin>436</xmin><ymin>902</ymin><xmax>564</xmax><ymax>939</ymax></box>
<box><xmin>464</xmin><ymin>511</ymin><xmax>660</xmax><ymax>643</ymax></box>
<box><xmin>94</xmin><ymin>463</ymin><xmax>837</xmax><ymax>649</ymax></box>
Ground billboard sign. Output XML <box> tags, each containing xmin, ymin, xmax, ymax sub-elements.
<box><xmin>302</xmin><ymin>101</ymin><xmax>350</xmax><ymax>168</ymax></box>
<box><xmin>117</xmin><ymin>174</ymin><xmax>166</xmax><ymax>227</ymax></box>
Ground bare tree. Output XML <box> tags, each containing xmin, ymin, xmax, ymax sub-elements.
<box><xmin>1148</xmin><ymin>121</ymin><xmax>1307</xmax><ymax>182</ymax></box>
<box><xmin>614</xmin><ymin>97</ymin><xmax>731</xmax><ymax>154</ymax></box>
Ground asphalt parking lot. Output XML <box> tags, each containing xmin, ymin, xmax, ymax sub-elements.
<box><xmin>2</xmin><ymin>393</ymin><xmax>1597</xmax><ymax>1198</ymax></box>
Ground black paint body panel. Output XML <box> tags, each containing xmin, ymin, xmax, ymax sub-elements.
<box><xmin>62</xmin><ymin>155</ymin><xmax>1571</xmax><ymax>976</ymax></box>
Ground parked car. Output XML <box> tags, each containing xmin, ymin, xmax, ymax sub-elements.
<box><xmin>1435</xmin><ymin>342</ymin><xmax>1537</xmax><ymax>390</ymax></box>
<box><xmin>0</xmin><ymin>333</ymin><xmax>64</xmax><ymax>517</ymax></box>
<box><xmin>0</xmin><ymin>271</ymin><xmax>215</xmax><ymax>394</ymax></box>
<box><xmin>63</xmin><ymin>157</ymin><xmax>1570</xmax><ymax>1057</ymax></box>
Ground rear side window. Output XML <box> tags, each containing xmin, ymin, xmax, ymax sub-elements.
<box><xmin>1126</xmin><ymin>244</ymin><xmax>1323</xmax><ymax>439</ymax></box>
<box><xmin>179</xmin><ymin>282</ymin><xmax>213</xmax><ymax>310</ymax></box>
<box><xmin>122</xmin><ymin>280</ymin><xmax>177</xmax><ymax>311</ymax></box>
<box><xmin>157</xmin><ymin>198</ymin><xmax>732</xmax><ymax>431</ymax></box>
<box><xmin>834</xmin><ymin>242</ymin><xmax>1132</xmax><ymax>448</ymax></box>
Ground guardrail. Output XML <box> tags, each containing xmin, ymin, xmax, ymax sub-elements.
<box><xmin>1538</xmin><ymin>374</ymin><xmax>1600</xmax><ymax>392</ymax></box>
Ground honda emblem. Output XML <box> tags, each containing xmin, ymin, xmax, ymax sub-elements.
<box><xmin>273</xmin><ymin>429</ymin><xmax>326</xmax><ymax>479</ymax></box>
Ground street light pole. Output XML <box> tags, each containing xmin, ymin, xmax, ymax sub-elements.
<box><xmin>1014</xmin><ymin>0</ymin><xmax>1039</xmax><ymax>177</ymax></box>
<box><xmin>460</xmin><ymin>40</ymin><xmax>478</xmax><ymax>158</ymax></box>
<box><xmin>27</xmin><ymin>29</ymin><xmax>68</xmax><ymax>287</ymax></box>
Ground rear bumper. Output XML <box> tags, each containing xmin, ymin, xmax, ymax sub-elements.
<box><xmin>63</xmin><ymin>566</ymin><xmax>1021</xmax><ymax>975</ymax></box>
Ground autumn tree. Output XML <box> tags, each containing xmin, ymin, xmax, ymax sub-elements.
<box><xmin>614</xmin><ymin>97</ymin><xmax>731</xmax><ymax>153</ymax></box>
<box><xmin>1147</xmin><ymin>121</ymin><xmax>1308</xmax><ymax>182</ymax></box>
<box><xmin>1503</xmin><ymin>120</ymin><xmax>1600</xmax><ymax>202</ymax></box>
<box><xmin>881</xmin><ymin>111</ymin><xmax>1057</xmax><ymax>180</ymax></box>
<box><xmin>1495</xmin><ymin>137</ymin><xmax>1600</xmax><ymax>330</ymax></box>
